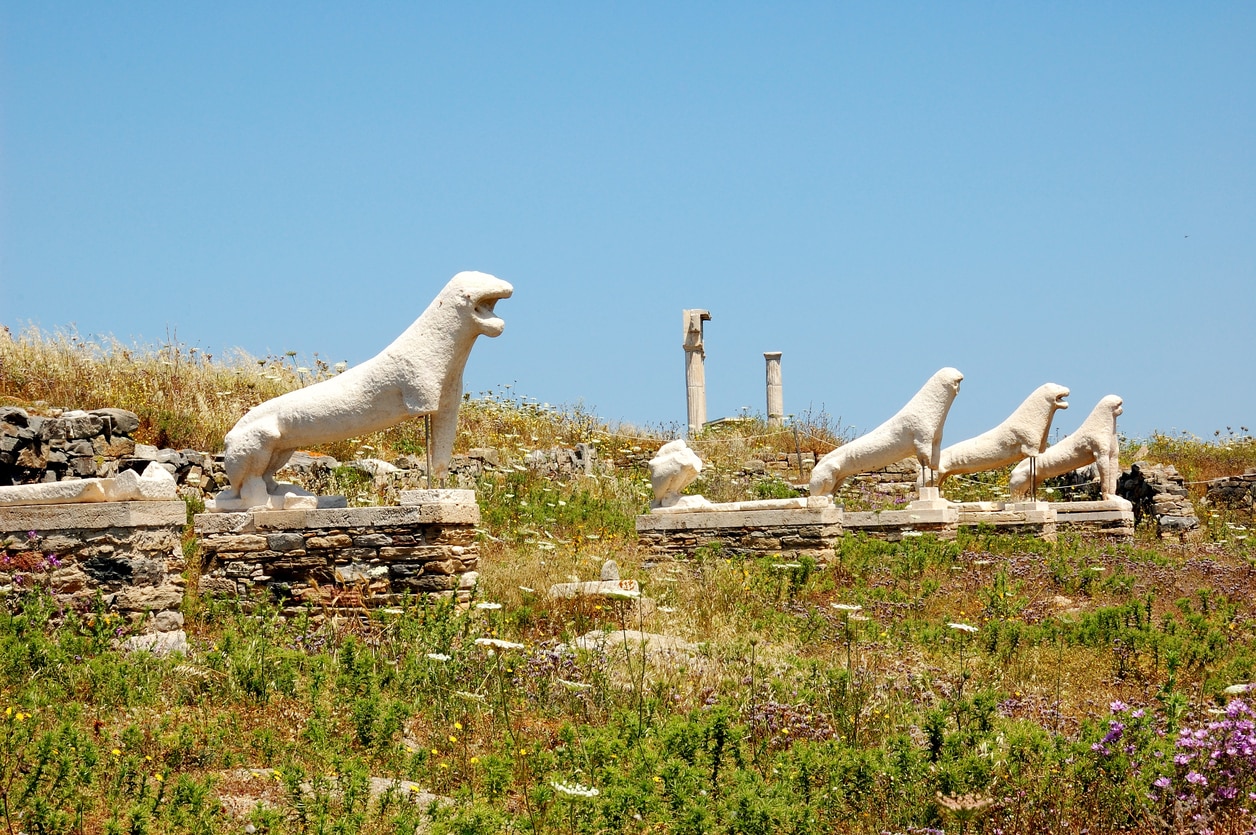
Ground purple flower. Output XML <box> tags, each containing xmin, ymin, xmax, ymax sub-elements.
<box><xmin>1185</xmin><ymin>771</ymin><xmax>1207</xmax><ymax>786</ymax></box>
<box><xmin>1174</xmin><ymin>753</ymin><xmax>1193</xmax><ymax>765</ymax></box>
<box><xmin>1110</xmin><ymin>699</ymin><xmax>1128</xmax><ymax>713</ymax></box>
<box><xmin>1132</xmin><ymin>708</ymin><xmax>1145</xmax><ymax>718</ymax></box>
<box><xmin>1153</xmin><ymin>776</ymin><xmax>1171</xmax><ymax>789</ymax></box>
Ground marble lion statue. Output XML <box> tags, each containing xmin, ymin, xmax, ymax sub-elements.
<box><xmin>210</xmin><ymin>271</ymin><xmax>513</xmax><ymax>511</ymax></box>
<box><xmin>934</xmin><ymin>383</ymin><xmax>1070</xmax><ymax>487</ymax></box>
<box><xmin>1008</xmin><ymin>394</ymin><xmax>1125</xmax><ymax>501</ymax></box>
<box><xmin>809</xmin><ymin>367</ymin><xmax>963</xmax><ymax>496</ymax></box>
<box><xmin>647</xmin><ymin>439</ymin><xmax>711</xmax><ymax>510</ymax></box>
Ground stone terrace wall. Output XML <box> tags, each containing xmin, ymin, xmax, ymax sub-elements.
<box><xmin>0</xmin><ymin>502</ymin><xmax>187</xmax><ymax>621</ymax></box>
<box><xmin>195</xmin><ymin>492</ymin><xmax>481</xmax><ymax>614</ymax></box>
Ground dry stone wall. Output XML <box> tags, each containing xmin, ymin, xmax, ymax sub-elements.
<box><xmin>1206</xmin><ymin>470</ymin><xmax>1256</xmax><ymax>516</ymax></box>
<box><xmin>195</xmin><ymin>493</ymin><xmax>481</xmax><ymax>613</ymax></box>
<box><xmin>0</xmin><ymin>501</ymin><xmax>187</xmax><ymax>621</ymax></box>
<box><xmin>1117</xmin><ymin>462</ymin><xmax>1201</xmax><ymax>539</ymax></box>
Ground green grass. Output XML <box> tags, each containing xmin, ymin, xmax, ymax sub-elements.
<box><xmin>4</xmin><ymin>330</ymin><xmax>1256</xmax><ymax>833</ymax></box>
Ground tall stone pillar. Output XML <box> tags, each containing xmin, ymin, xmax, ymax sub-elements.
<box><xmin>764</xmin><ymin>351</ymin><xmax>783</xmax><ymax>429</ymax></box>
<box><xmin>683</xmin><ymin>310</ymin><xmax>711</xmax><ymax>436</ymax></box>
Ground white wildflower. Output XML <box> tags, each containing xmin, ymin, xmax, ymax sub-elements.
<box><xmin>475</xmin><ymin>638</ymin><xmax>525</xmax><ymax>650</ymax></box>
<box><xmin>551</xmin><ymin>780</ymin><xmax>599</xmax><ymax>798</ymax></box>
<box><xmin>948</xmin><ymin>622</ymin><xmax>978</xmax><ymax>634</ymax></box>
<box><xmin>426</xmin><ymin>652</ymin><xmax>451</xmax><ymax>662</ymax></box>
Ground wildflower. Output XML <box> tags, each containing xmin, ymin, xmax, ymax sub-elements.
<box><xmin>469</xmin><ymin>757</ymin><xmax>479</xmax><ymax>765</ymax></box>
<box><xmin>1153</xmin><ymin>776</ymin><xmax>1171</xmax><ymax>789</ymax></box>
<box><xmin>1110</xmin><ymin>699</ymin><xmax>1128</xmax><ymax>713</ymax></box>
<box><xmin>454</xmin><ymin>722</ymin><xmax>462</xmax><ymax>730</ymax></box>
<box><xmin>112</xmin><ymin>748</ymin><xmax>121</xmax><ymax>756</ymax></box>
<box><xmin>1185</xmin><ymin>771</ymin><xmax>1208</xmax><ymax>786</ymax></box>
<box><xmin>154</xmin><ymin>773</ymin><xmax>164</xmax><ymax>782</ymax></box>
<box><xmin>426</xmin><ymin>653</ymin><xmax>451</xmax><ymax>662</ymax></box>
<box><xmin>551</xmin><ymin>780</ymin><xmax>599</xmax><ymax>798</ymax></box>
<box><xmin>475</xmin><ymin>602</ymin><xmax>503</xmax><ymax>610</ymax></box>
<box><xmin>948</xmin><ymin>622</ymin><xmax>978</xmax><ymax>634</ymax></box>
<box><xmin>1224</xmin><ymin>683</ymin><xmax>1252</xmax><ymax>695</ymax></box>
<box><xmin>831</xmin><ymin>603</ymin><xmax>863</xmax><ymax>612</ymax></box>
<box><xmin>449</xmin><ymin>735</ymin><xmax>458</xmax><ymax>743</ymax></box>
<box><xmin>475</xmin><ymin>638</ymin><xmax>525</xmax><ymax>650</ymax></box>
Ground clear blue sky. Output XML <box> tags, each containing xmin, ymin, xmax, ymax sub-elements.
<box><xmin>2</xmin><ymin>3</ymin><xmax>1253</xmax><ymax>443</ymax></box>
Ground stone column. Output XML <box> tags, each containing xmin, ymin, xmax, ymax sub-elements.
<box><xmin>764</xmin><ymin>351</ymin><xmax>783</xmax><ymax>429</ymax></box>
<box><xmin>683</xmin><ymin>310</ymin><xmax>711</xmax><ymax>436</ymax></box>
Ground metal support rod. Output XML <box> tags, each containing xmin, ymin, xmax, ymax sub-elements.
<box><xmin>425</xmin><ymin>414</ymin><xmax>433</xmax><ymax>489</ymax></box>
<box><xmin>791</xmin><ymin>420</ymin><xmax>804</xmax><ymax>483</ymax></box>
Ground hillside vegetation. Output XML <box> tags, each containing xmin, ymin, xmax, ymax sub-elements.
<box><xmin>3</xmin><ymin>327</ymin><xmax>1256</xmax><ymax>834</ymax></box>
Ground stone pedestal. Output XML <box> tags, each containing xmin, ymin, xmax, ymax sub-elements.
<box><xmin>636</xmin><ymin>497</ymin><xmax>843</xmax><ymax>561</ymax></box>
<box><xmin>843</xmin><ymin>488</ymin><xmax>960</xmax><ymax>541</ymax></box>
<box><xmin>0</xmin><ymin>501</ymin><xmax>187</xmax><ymax>617</ymax></box>
<box><xmin>195</xmin><ymin>490</ymin><xmax>481</xmax><ymax>612</ymax></box>
<box><xmin>1051</xmin><ymin>499</ymin><xmax>1135</xmax><ymax>540</ymax></box>
<box><xmin>957</xmin><ymin>500</ymin><xmax>1057</xmax><ymax>540</ymax></box>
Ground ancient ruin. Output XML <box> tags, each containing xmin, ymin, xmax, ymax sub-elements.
<box><xmin>209</xmin><ymin>272</ymin><xmax>512</xmax><ymax>511</ymax></box>
<box><xmin>936</xmin><ymin>383</ymin><xmax>1070</xmax><ymax>487</ymax></box>
<box><xmin>809</xmin><ymin>367</ymin><xmax>964</xmax><ymax>496</ymax></box>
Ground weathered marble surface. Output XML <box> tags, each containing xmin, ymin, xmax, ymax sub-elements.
<box><xmin>1009</xmin><ymin>395</ymin><xmax>1125</xmax><ymax>501</ymax></box>
<box><xmin>937</xmin><ymin>383</ymin><xmax>1069</xmax><ymax>486</ymax></box>
<box><xmin>648</xmin><ymin>439</ymin><xmax>712</xmax><ymax>510</ymax></box>
<box><xmin>809</xmin><ymin>368</ymin><xmax>963</xmax><ymax>495</ymax></box>
<box><xmin>0</xmin><ymin>461</ymin><xmax>178</xmax><ymax>507</ymax></box>
<box><xmin>210</xmin><ymin>272</ymin><xmax>512</xmax><ymax>511</ymax></box>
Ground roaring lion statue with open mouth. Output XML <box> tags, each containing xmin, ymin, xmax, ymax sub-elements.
<box><xmin>1008</xmin><ymin>394</ymin><xmax>1125</xmax><ymax>502</ymax></box>
<box><xmin>934</xmin><ymin>383</ymin><xmax>1070</xmax><ymax>488</ymax></box>
<box><xmin>210</xmin><ymin>271</ymin><xmax>512</xmax><ymax>511</ymax></box>
<box><xmin>809</xmin><ymin>367</ymin><xmax>964</xmax><ymax>497</ymax></box>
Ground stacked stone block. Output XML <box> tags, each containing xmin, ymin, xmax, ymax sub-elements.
<box><xmin>1117</xmin><ymin>462</ymin><xmax>1201</xmax><ymax>539</ymax></box>
<box><xmin>195</xmin><ymin>491</ymin><xmax>481</xmax><ymax>612</ymax></box>
<box><xmin>0</xmin><ymin>501</ymin><xmax>187</xmax><ymax>619</ymax></box>
<box><xmin>0</xmin><ymin>405</ymin><xmax>231</xmax><ymax>494</ymax></box>
<box><xmin>1206</xmin><ymin>469</ymin><xmax>1256</xmax><ymax>516</ymax></box>
<box><xmin>636</xmin><ymin>503</ymin><xmax>843</xmax><ymax>561</ymax></box>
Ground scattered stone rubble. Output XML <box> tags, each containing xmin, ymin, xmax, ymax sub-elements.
<box><xmin>0</xmin><ymin>406</ymin><xmax>232</xmax><ymax>494</ymax></box>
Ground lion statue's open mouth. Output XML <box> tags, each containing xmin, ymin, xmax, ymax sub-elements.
<box><xmin>472</xmin><ymin>286</ymin><xmax>512</xmax><ymax>336</ymax></box>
